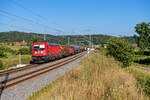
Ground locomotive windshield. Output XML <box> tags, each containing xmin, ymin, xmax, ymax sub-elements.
<box><xmin>33</xmin><ymin>44</ymin><xmax>45</xmax><ymax>50</ymax></box>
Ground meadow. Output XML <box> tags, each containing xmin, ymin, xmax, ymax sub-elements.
<box><xmin>27</xmin><ymin>50</ymin><xmax>149</xmax><ymax>100</ymax></box>
<box><xmin>0</xmin><ymin>45</ymin><xmax>31</xmax><ymax>69</ymax></box>
<box><xmin>0</xmin><ymin>55</ymin><xmax>31</xmax><ymax>69</ymax></box>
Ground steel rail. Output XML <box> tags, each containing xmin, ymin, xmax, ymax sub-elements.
<box><xmin>0</xmin><ymin>52</ymin><xmax>83</xmax><ymax>76</ymax></box>
<box><xmin>0</xmin><ymin>64</ymin><xmax>38</xmax><ymax>76</ymax></box>
<box><xmin>0</xmin><ymin>52</ymin><xmax>86</xmax><ymax>89</ymax></box>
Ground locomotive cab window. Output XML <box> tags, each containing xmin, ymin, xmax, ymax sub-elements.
<box><xmin>33</xmin><ymin>44</ymin><xmax>45</xmax><ymax>50</ymax></box>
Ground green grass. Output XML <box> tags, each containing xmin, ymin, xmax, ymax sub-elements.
<box><xmin>134</xmin><ymin>55</ymin><xmax>150</xmax><ymax>61</ymax></box>
<box><xmin>8</xmin><ymin>45</ymin><xmax>29</xmax><ymax>51</ymax></box>
<box><xmin>0</xmin><ymin>45</ymin><xmax>31</xmax><ymax>69</ymax></box>
<box><xmin>127</xmin><ymin>66</ymin><xmax>150</xmax><ymax>87</ymax></box>
<box><xmin>127</xmin><ymin>66</ymin><xmax>150</xmax><ymax>97</ymax></box>
<box><xmin>0</xmin><ymin>54</ymin><xmax>31</xmax><ymax>69</ymax></box>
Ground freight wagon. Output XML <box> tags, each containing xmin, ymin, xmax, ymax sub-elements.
<box><xmin>62</xmin><ymin>46</ymin><xmax>74</xmax><ymax>57</ymax></box>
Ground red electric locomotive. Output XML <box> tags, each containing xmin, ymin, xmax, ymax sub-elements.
<box><xmin>30</xmin><ymin>42</ymin><xmax>62</xmax><ymax>63</ymax></box>
<box><xmin>30</xmin><ymin>42</ymin><xmax>85</xmax><ymax>64</ymax></box>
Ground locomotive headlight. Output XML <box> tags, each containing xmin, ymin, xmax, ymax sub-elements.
<box><xmin>34</xmin><ymin>52</ymin><xmax>37</xmax><ymax>54</ymax></box>
<box><xmin>41</xmin><ymin>51</ymin><xmax>45</xmax><ymax>54</ymax></box>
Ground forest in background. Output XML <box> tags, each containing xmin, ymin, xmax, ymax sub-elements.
<box><xmin>0</xmin><ymin>31</ymin><xmax>135</xmax><ymax>45</ymax></box>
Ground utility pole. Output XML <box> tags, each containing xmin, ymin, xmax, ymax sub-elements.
<box><xmin>88</xmin><ymin>29</ymin><xmax>91</xmax><ymax>48</ymax></box>
<box><xmin>90</xmin><ymin>34</ymin><xmax>92</xmax><ymax>47</ymax></box>
<box><xmin>19</xmin><ymin>54</ymin><xmax>21</xmax><ymax>66</ymax></box>
<box><xmin>75</xmin><ymin>39</ymin><xmax>77</xmax><ymax>45</ymax></box>
<box><xmin>68</xmin><ymin>37</ymin><xmax>70</xmax><ymax>45</ymax></box>
<box><xmin>91</xmin><ymin>35</ymin><xmax>93</xmax><ymax>48</ymax></box>
<box><xmin>44</xmin><ymin>34</ymin><xmax>46</xmax><ymax>41</ymax></box>
<box><xmin>44</xmin><ymin>28</ymin><xmax>46</xmax><ymax>41</ymax></box>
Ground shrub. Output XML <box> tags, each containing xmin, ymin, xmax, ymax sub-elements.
<box><xmin>135</xmin><ymin>50</ymin><xmax>150</xmax><ymax>56</ymax></box>
<box><xmin>134</xmin><ymin>57</ymin><xmax>150</xmax><ymax>65</ymax></box>
<box><xmin>0</xmin><ymin>44</ymin><xmax>7</xmax><ymax>57</ymax></box>
<box><xmin>18</xmin><ymin>47</ymin><xmax>30</xmax><ymax>55</ymax></box>
<box><xmin>134</xmin><ymin>50</ymin><xmax>142</xmax><ymax>55</ymax></box>
<box><xmin>106</xmin><ymin>37</ymin><xmax>135</xmax><ymax>67</ymax></box>
<box><xmin>11</xmin><ymin>50</ymin><xmax>19</xmax><ymax>55</ymax></box>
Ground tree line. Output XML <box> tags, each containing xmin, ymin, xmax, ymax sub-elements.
<box><xmin>0</xmin><ymin>31</ymin><xmax>135</xmax><ymax>46</ymax></box>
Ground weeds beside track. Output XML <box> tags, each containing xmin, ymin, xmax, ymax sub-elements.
<box><xmin>28</xmin><ymin>50</ymin><xmax>148</xmax><ymax>100</ymax></box>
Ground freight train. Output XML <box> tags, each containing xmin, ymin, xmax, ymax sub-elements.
<box><xmin>30</xmin><ymin>42</ymin><xmax>85</xmax><ymax>64</ymax></box>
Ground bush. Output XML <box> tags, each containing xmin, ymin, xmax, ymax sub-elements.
<box><xmin>144</xmin><ymin>78</ymin><xmax>150</xmax><ymax>97</ymax></box>
<box><xmin>0</xmin><ymin>44</ymin><xmax>7</xmax><ymax>57</ymax></box>
<box><xmin>134</xmin><ymin>57</ymin><xmax>150</xmax><ymax>65</ymax></box>
<box><xmin>135</xmin><ymin>50</ymin><xmax>150</xmax><ymax>56</ymax></box>
<box><xmin>0</xmin><ymin>60</ymin><xmax>3</xmax><ymax>69</ymax></box>
<box><xmin>134</xmin><ymin>50</ymin><xmax>142</xmax><ymax>55</ymax></box>
<box><xmin>11</xmin><ymin>50</ymin><xmax>19</xmax><ymax>55</ymax></box>
<box><xmin>18</xmin><ymin>47</ymin><xmax>30</xmax><ymax>55</ymax></box>
<box><xmin>106</xmin><ymin>37</ymin><xmax>135</xmax><ymax>67</ymax></box>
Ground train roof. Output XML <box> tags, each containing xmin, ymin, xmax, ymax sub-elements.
<box><xmin>70</xmin><ymin>44</ymin><xmax>80</xmax><ymax>47</ymax></box>
<box><xmin>49</xmin><ymin>43</ymin><xmax>60</xmax><ymax>46</ymax></box>
<box><xmin>33</xmin><ymin>42</ymin><xmax>60</xmax><ymax>46</ymax></box>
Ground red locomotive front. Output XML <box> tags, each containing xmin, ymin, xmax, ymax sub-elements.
<box><xmin>32</xmin><ymin>42</ymin><xmax>48</xmax><ymax>57</ymax></box>
<box><xmin>31</xmin><ymin>42</ymin><xmax>61</xmax><ymax>63</ymax></box>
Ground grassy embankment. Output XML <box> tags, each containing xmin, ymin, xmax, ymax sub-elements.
<box><xmin>127</xmin><ymin>66</ymin><xmax>150</xmax><ymax>90</ymax></box>
<box><xmin>28</xmin><ymin>50</ymin><xmax>148</xmax><ymax>100</ymax></box>
<box><xmin>0</xmin><ymin>45</ymin><xmax>31</xmax><ymax>69</ymax></box>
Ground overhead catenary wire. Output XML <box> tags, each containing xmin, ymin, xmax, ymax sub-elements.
<box><xmin>0</xmin><ymin>22</ymin><xmax>33</xmax><ymax>32</ymax></box>
<box><xmin>0</xmin><ymin>13</ymin><xmax>17</xmax><ymax>21</ymax></box>
<box><xmin>0</xmin><ymin>9</ymin><xmax>65</xmax><ymax>34</ymax></box>
<box><xmin>0</xmin><ymin>13</ymin><xmax>35</xmax><ymax>29</ymax></box>
<box><xmin>10</xmin><ymin>0</ymin><xmax>67</xmax><ymax>35</ymax></box>
<box><xmin>11</xmin><ymin>0</ymin><xmax>46</xmax><ymax>21</ymax></box>
<box><xmin>0</xmin><ymin>9</ymin><xmax>38</xmax><ymax>24</ymax></box>
<box><xmin>0</xmin><ymin>13</ymin><xmax>38</xmax><ymax>33</ymax></box>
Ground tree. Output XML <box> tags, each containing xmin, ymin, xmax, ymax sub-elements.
<box><xmin>106</xmin><ymin>37</ymin><xmax>135</xmax><ymax>67</ymax></box>
<box><xmin>134</xmin><ymin>22</ymin><xmax>150</xmax><ymax>52</ymax></box>
<box><xmin>18</xmin><ymin>47</ymin><xmax>30</xmax><ymax>55</ymax></box>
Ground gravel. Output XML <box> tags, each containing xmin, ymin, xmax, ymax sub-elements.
<box><xmin>0</xmin><ymin>53</ymin><xmax>83</xmax><ymax>83</ymax></box>
<box><xmin>0</xmin><ymin>53</ymin><xmax>87</xmax><ymax>100</ymax></box>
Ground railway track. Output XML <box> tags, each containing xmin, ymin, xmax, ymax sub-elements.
<box><xmin>0</xmin><ymin>64</ymin><xmax>38</xmax><ymax>76</ymax></box>
<box><xmin>0</xmin><ymin>52</ymin><xmax>86</xmax><ymax>89</ymax></box>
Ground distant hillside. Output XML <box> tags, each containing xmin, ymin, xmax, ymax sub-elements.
<box><xmin>0</xmin><ymin>31</ymin><xmax>135</xmax><ymax>45</ymax></box>
<box><xmin>0</xmin><ymin>31</ymin><xmax>54</xmax><ymax>42</ymax></box>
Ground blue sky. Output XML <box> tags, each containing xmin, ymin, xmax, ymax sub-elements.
<box><xmin>0</xmin><ymin>0</ymin><xmax>150</xmax><ymax>36</ymax></box>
